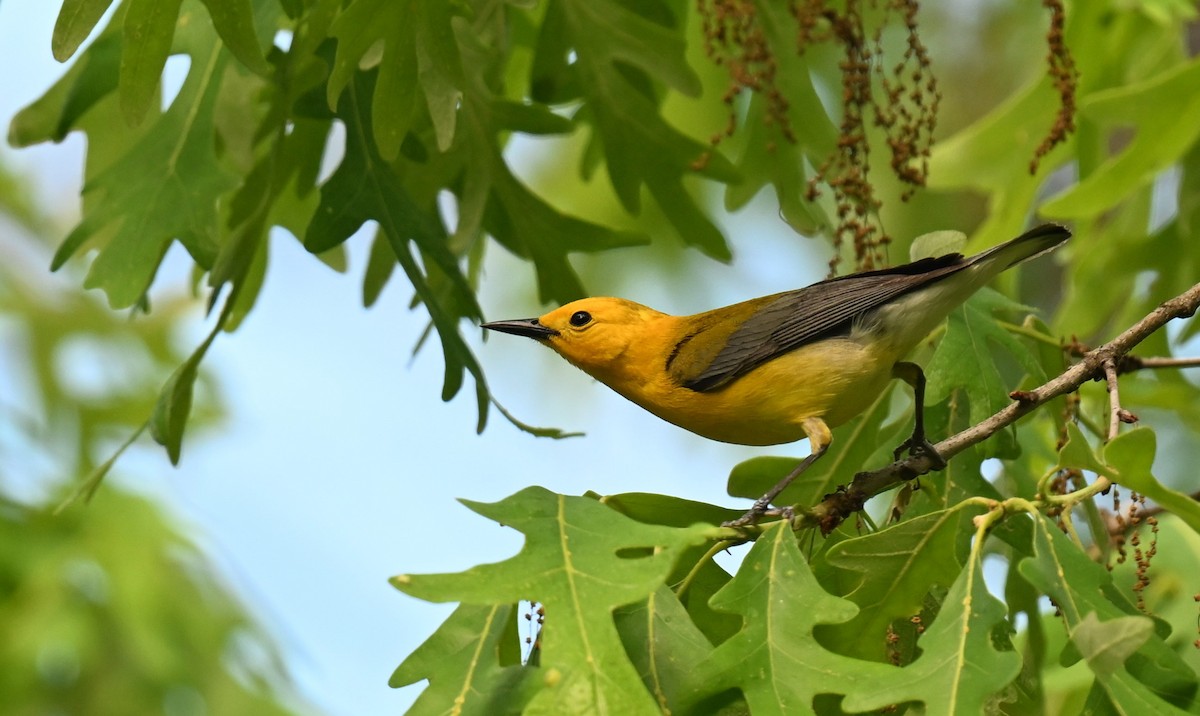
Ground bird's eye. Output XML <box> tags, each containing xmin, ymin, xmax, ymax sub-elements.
<box><xmin>569</xmin><ymin>311</ymin><xmax>592</xmax><ymax>327</ymax></box>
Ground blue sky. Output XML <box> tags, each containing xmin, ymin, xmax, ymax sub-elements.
<box><xmin>0</xmin><ymin>3</ymin><xmax>825</xmax><ymax>713</ymax></box>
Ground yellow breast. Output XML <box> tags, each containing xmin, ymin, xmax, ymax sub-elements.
<box><xmin>608</xmin><ymin>337</ymin><xmax>896</xmax><ymax>446</ymax></box>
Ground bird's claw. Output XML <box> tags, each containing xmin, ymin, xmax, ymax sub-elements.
<box><xmin>893</xmin><ymin>435</ymin><xmax>947</xmax><ymax>469</ymax></box>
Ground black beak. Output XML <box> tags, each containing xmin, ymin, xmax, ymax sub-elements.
<box><xmin>481</xmin><ymin>318</ymin><xmax>559</xmax><ymax>339</ymax></box>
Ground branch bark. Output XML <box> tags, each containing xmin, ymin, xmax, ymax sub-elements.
<box><xmin>802</xmin><ymin>281</ymin><xmax>1200</xmax><ymax>534</ymax></box>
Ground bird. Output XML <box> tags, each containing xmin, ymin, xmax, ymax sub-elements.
<box><xmin>482</xmin><ymin>223</ymin><xmax>1070</xmax><ymax>526</ymax></box>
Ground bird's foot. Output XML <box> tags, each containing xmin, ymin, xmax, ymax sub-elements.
<box><xmin>892</xmin><ymin>434</ymin><xmax>947</xmax><ymax>469</ymax></box>
<box><xmin>722</xmin><ymin>501</ymin><xmax>791</xmax><ymax>529</ymax></box>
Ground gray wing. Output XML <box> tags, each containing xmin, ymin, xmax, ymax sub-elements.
<box><xmin>684</xmin><ymin>253</ymin><xmax>968</xmax><ymax>392</ymax></box>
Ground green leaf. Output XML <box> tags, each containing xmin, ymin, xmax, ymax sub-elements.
<box><xmin>52</xmin><ymin>0</ymin><xmax>116</xmax><ymax>61</ymax></box>
<box><xmin>55</xmin><ymin>422</ymin><xmax>148</xmax><ymax>513</ymax></box>
<box><xmin>1105</xmin><ymin>427</ymin><xmax>1200</xmax><ymax>534</ymax></box>
<box><xmin>362</xmin><ymin>231</ymin><xmax>397</xmax><ymax>307</ymax></box>
<box><xmin>926</xmin><ymin>74</ymin><xmax>1070</xmax><ymax>249</ymax></box>
<box><xmin>926</xmin><ymin>289</ymin><xmax>1046</xmax><ymax>457</ymax></box>
<box><xmin>910</xmin><ymin>230</ymin><xmax>967</xmax><ymax>261</ymax></box>
<box><xmin>53</xmin><ymin>28</ymin><xmax>238</xmax><ymax>309</ymax></box>
<box><xmin>1017</xmin><ymin>513</ymin><xmax>1198</xmax><ymax>711</ymax></box>
<box><xmin>598</xmin><ymin>492</ymin><xmax>741</xmax><ymax>527</ymax></box>
<box><xmin>692</xmin><ymin>523</ymin><xmax>897</xmax><ymax>714</ymax></box>
<box><xmin>722</xmin><ymin>0</ymin><xmax>836</xmax><ymax>234</ymax></box>
<box><xmin>843</xmin><ymin>531</ymin><xmax>1023</xmax><ymax>715</ymax></box>
<box><xmin>1070</xmin><ymin>612</ymin><xmax>1155</xmax><ymax>679</ymax></box>
<box><xmin>306</xmin><ymin>71</ymin><xmax>488</xmax><ymax>422</ymax></box>
<box><xmin>1057</xmin><ymin>421</ymin><xmax>1110</xmax><ymax>477</ymax></box>
<box><xmin>391</xmin><ymin>487</ymin><xmax>712</xmax><ymax>715</ymax></box>
<box><xmin>614</xmin><ymin>586</ymin><xmax>715</xmax><ymax>714</ymax></box>
<box><xmin>10</xmin><ymin>21</ymin><xmax>123</xmax><ymax>146</ymax></box>
<box><xmin>119</xmin><ymin>0</ymin><xmax>184</xmax><ymax>125</ymax></box>
<box><xmin>546</xmin><ymin>0</ymin><xmax>735</xmax><ymax>258</ymax></box>
<box><xmin>413</xmin><ymin>0</ymin><xmax>464</xmax><ymax>152</ymax></box>
<box><xmin>149</xmin><ymin>317</ymin><xmax>221</xmax><ymax>464</ymax></box>
<box><xmin>1042</xmin><ymin>57</ymin><xmax>1200</xmax><ymax>219</ymax></box>
<box><xmin>389</xmin><ymin>603</ymin><xmax>537</xmax><ymax>715</ymax></box>
<box><xmin>819</xmin><ymin>507</ymin><xmax>978</xmax><ymax>660</ymax></box>
<box><xmin>454</xmin><ymin>87</ymin><xmax>648</xmax><ymax>305</ymax></box>
<box><xmin>198</xmin><ymin>0</ymin><xmax>271</xmax><ymax>74</ymax></box>
<box><xmin>326</xmin><ymin>0</ymin><xmax>421</xmax><ymax>161</ymax></box>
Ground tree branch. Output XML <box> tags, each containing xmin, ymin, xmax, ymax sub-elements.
<box><xmin>801</xmin><ymin>281</ymin><xmax>1200</xmax><ymax>534</ymax></box>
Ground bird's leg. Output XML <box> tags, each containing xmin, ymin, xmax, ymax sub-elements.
<box><xmin>724</xmin><ymin>417</ymin><xmax>831</xmax><ymax>528</ymax></box>
<box><xmin>891</xmin><ymin>362</ymin><xmax>946</xmax><ymax>468</ymax></box>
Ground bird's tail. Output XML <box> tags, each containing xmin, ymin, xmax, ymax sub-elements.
<box><xmin>972</xmin><ymin>223</ymin><xmax>1071</xmax><ymax>274</ymax></box>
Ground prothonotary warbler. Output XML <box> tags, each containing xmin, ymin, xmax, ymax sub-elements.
<box><xmin>483</xmin><ymin>223</ymin><xmax>1070</xmax><ymax>525</ymax></box>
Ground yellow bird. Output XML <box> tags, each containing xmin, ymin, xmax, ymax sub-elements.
<box><xmin>483</xmin><ymin>224</ymin><xmax>1069</xmax><ymax>525</ymax></box>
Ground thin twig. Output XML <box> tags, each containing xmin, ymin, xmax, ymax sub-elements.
<box><xmin>800</xmin><ymin>281</ymin><xmax>1200</xmax><ymax>534</ymax></box>
<box><xmin>1102</xmin><ymin>358</ymin><xmax>1138</xmax><ymax>440</ymax></box>
<box><xmin>1124</xmin><ymin>356</ymin><xmax>1200</xmax><ymax>371</ymax></box>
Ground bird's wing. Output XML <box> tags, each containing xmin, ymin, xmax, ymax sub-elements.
<box><xmin>680</xmin><ymin>253</ymin><xmax>969</xmax><ymax>392</ymax></box>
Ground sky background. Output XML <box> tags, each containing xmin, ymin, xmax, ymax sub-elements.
<box><xmin>0</xmin><ymin>3</ymin><xmax>828</xmax><ymax>713</ymax></box>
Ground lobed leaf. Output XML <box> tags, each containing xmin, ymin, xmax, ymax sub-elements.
<box><xmin>926</xmin><ymin>288</ymin><xmax>1047</xmax><ymax>457</ymax></box>
<box><xmin>1017</xmin><ymin>513</ymin><xmax>1199</xmax><ymax>711</ymax></box>
<box><xmin>390</xmin><ymin>487</ymin><xmax>712</xmax><ymax>714</ymax></box>
<box><xmin>1105</xmin><ymin>428</ymin><xmax>1200</xmax><ymax>535</ymax></box>
<box><xmin>389</xmin><ymin>603</ymin><xmax>537</xmax><ymax>716</ymax></box>
<box><xmin>306</xmin><ymin>71</ymin><xmax>487</xmax><ymax>420</ymax></box>
<box><xmin>691</xmin><ymin>523</ymin><xmax>897</xmax><ymax>715</ymax></box>
<box><xmin>53</xmin><ymin>19</ymin><xmax>238</xmax><ymax>309</ymax></box>
<box><xmin>541</xmin><ymin>0</ymin><xmax>735</xmax><ymax>257</ymax></box>
<box><xmin>844</xmin><ymin>526</ymin><xmax>1022</xmax><ymax>714</ymax></box>
<box><xmin>820</xmin><ymin>507</ymin><xmax>978</xmax><ymax>660</ymax></box>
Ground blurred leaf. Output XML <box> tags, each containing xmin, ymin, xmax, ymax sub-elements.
<box><xmin>198</xmin><ymin>0</ymin><xmax>270</xmax><ymax>74</ymax></box>
<box><xmin>56</xmin><ymin>423</ymin><xmax>147</xmax><ymax>513</ymax></box>
<box><xmin>926</xmin><ymin>75</ymin><xmax>1070</xmax><ymax>248</ymax></box>
<box><xmin>1</xmin><ymin>490</ymin><xmax>301</xmax><ymax>714</ymax></box>
<box><xmin>390</xmin><ymin>486</ymin><xmax>712</xmax><ymax>713</ymax></box>
<box><xmin>1070</xmin><ymin>612</ymin><xmax>1154</xmax><ymax>678</ymax></box>
<box><xmin>692</xmin><ymin>523</ymin><xmax>897</xmax><ymax>713</ymax></box>
<box><xmin>10</xmin><ymin>24</ymin><xmax>123</xmax><ymax>146</ymax></box>
<box><xmin>910</xmin><ymin>230</ymin><xmax>966</xmax><ymax>261</ymax></box>
<box><xmin>118</xmin><ymin>0</ymin><xmax>183</xmax><ymax>125</ymax></box>
<box><xmin>389</xmin><ymin>603</ymin><xmax>537</xmax><ymax>715</ymax></box>
<box><xmin>149</xmin><ymin>318</ymin><xmax>221</xmax><ymax>464</ymax></box>
<box><xmin>52</xmin><ymin>0</ymin><xmax>115</xmax><ymax>61</ymax></box>
<box><xmin>53</xmin><ymin>22</ymin><xmax>237</xmax><ymax>308</ymax></box>
<box><xmin>1042</xmin><ymin>57</ymin><xmax>1200</xmax><ymax>219</ymax></box>
<box><xmin>819</xmin><ymin>507</ymin><xmax>978</xmax><ymax>660</ymax></box>
<box><xmin>326</xmin><ymin>0</ymin><xmax>424</xmax><ymax>160</ymax></box>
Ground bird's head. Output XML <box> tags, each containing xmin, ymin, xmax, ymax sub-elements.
<box><xmin>482</xmin><ymin>297</ymin><xmax>665</xmax><ymax>375</ymax></box>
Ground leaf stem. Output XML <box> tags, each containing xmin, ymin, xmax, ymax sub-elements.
<box><xmin>674</xmin><ymin>538</ymin><xmax>740</xmax><ymax>600</ymax></box>
<box><xmin>996</xmin><ymin>319</ymin><xmax>1062</xmax><ymax>347</ymax></box>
